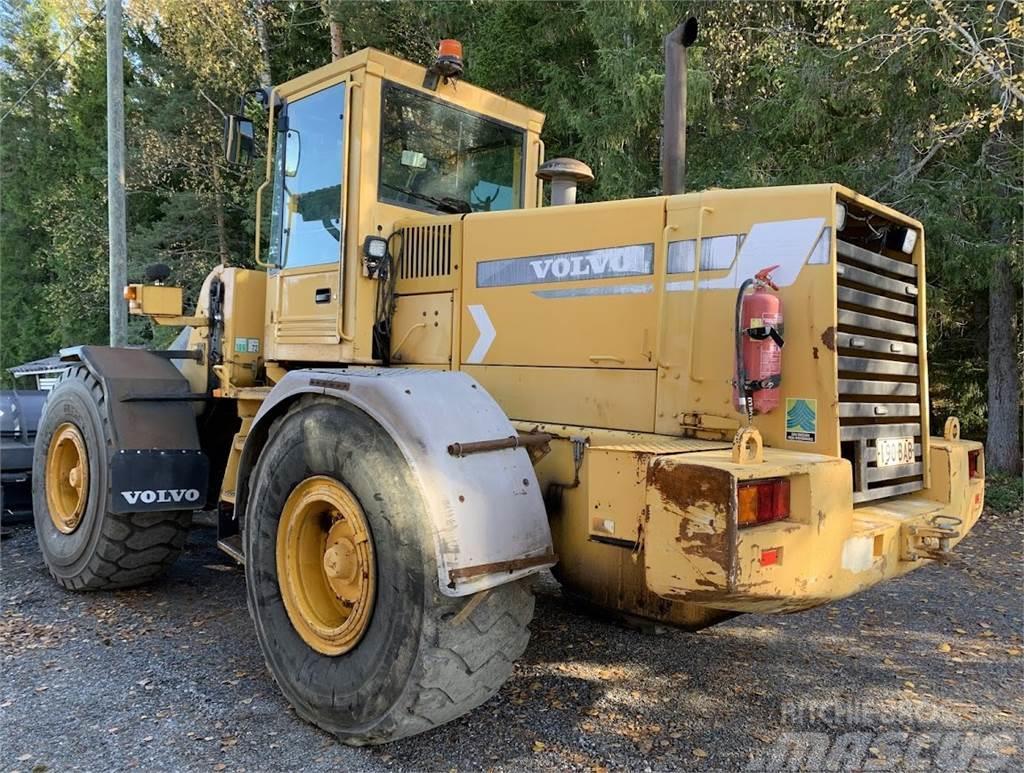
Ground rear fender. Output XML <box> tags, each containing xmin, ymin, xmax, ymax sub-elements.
<box><xmin>235</xmin><ymin>368</ymin><xmax>555</xmax><ymax>597</ymax></box>
<box><xmin>57</xmin><ymin>346</ymin><xmax>208</xmax><ymax>512</ymax></box>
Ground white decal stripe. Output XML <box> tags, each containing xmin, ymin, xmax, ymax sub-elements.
<box><xmin>466</xmin><ymin>305</ymin><xmax>496</xmax><ymax>364</ymax></box>
<box><xmin>667</xmin><ymin>217</ymin><xmax>826</xmax><ymax>292</ymax></box>
<box><xmin>533</xmin><ymin>283</ymin><xmax>654</xmax><ymax>299</ymax></box>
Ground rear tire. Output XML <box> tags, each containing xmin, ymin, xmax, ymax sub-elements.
<box><xmin>244</xmin><ymin>396</ymin><xmax>534</xmax><ymax>745</ymax></box>
<box><xmin>32</xmin><ymin>366</ymin><xmax>191</xmax><ymax>590</ymax></box>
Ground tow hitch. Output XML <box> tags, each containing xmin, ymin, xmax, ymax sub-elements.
<box><xmin>901</xmin><ymin>515</ymin><xmax>962</xmax><ymax>562</ymax></box>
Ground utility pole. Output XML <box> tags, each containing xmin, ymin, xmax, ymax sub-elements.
<box><xmin>106</xmin><ymin>0</ymin><xmax>127</xmax><ymax>347</ymax></box>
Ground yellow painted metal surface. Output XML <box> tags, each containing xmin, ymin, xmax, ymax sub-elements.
<box><xmin>390</xmin><ymin>292</ymin><xmax>453</xmax><ymax>365</ymax></box>
<box><xmin>219</xmin><ymin>269</ymin><xmax>267</xmax><ymax>389</ymax></box>
<box><xmin>459</xmin><ymin>198</ymin><xmax>664</xmax><ymax>369</ymax></box>
<box><xmin>126</xmin><ymin>284</ymin><xmax>183</xmax><ymax>318</ymax></box>
<box><xmin>276</xmin><ymin>475</ymin><xmax>376</xmax><ymax>655</ymax></box>
<box><xmin>655</xmin><ymin>187</ymin><xmax>840</xmax><ymax>452</ymax></box>
<box><xmin>585</xmin><ymin>448</ymin><xmax>649</xmax><ymax>543</ymax></box>
<box><xmin>642</xmin><ymin>440</ymin><xmax>981</xmax><ymax>613</ymax></box>
<box><xmin>535</xmin><ymin>434</ymin><xmax>734</xmax><ymax>631</ymax></box>
<box><xmin>466</xmin><ymin>365</ymin><xmax>657</xmax><ymax>432</ymax></box>
<box><xmin>45</xmin><ymin>423</ymin><xmax>89</xmax><ymax>534</ymax></box>
<box><xmin>219</xmin><ymin>394</ymin><xmax>265</xmax><ymax>504</ymax></box>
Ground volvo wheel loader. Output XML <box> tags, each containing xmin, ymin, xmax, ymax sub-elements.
<box><xmin>32</xmin><ymin>32</ymin><xmax>986</xmax><ymax>745</ymax></box>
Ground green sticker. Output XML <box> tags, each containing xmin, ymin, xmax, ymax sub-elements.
<box><xmin>234</xmin><ymin>338</ymin><xmax>247</xmax><ymax>353</ymax></box>
<box><xmin>786</xmin><ymin>398</ymin><xmax>817</xmax><ymax>443</ymax></box>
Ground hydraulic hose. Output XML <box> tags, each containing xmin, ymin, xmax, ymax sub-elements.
<box><xmin>735</xmin><ymin>277</ymin><xmax>756</xmax><ymax>422</ymax></box>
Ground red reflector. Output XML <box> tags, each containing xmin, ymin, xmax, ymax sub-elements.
<box><xmin>738</xmin><ymin>478</ymin><xmax>790</xmax><ymax>527</ymax></box>
<box><xmin>968</xmin><ymin>449</ymin><xmax>982</xmax><ymax>479</ymax></box>
<box><xmin>760</xmin><ymin>547</ymin><xmax>781</xmax><ymax>566</ymax></box>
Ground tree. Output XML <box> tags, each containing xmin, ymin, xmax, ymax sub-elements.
<box><xmin>0</xmin><ymin>0</ymin><xmax>73</xmax><ymax>372</ymax></box>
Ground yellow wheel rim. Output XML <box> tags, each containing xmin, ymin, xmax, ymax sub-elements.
<box><xmin>45</xmin><ymin>422</ymin><xmax>89</xmax><ymax>534</ymax></box>
<box><xmin>276</xmin><ymin>475</ymin><xmax>375</xmax><ymax>656</ymax></box>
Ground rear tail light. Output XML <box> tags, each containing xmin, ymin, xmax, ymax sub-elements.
<box><xmin>968</xmin><ymin>449</ymin><xmax>983</xmax><ymax>479</ymax></box>
<box><xmin>738</xmin><ymin>478</ymin><xmax>791</xmax><ymax>527</ymax></box>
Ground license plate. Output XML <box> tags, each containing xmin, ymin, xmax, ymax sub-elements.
<box><xmin>876</xmin><ymin>437</ymin><xmax>915</xmax><ymax>467</ymax></box>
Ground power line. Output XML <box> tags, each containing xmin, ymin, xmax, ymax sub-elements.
<box><xmin>0</xmin><ymin>7</ymin><xmax>105</xmax><ymax>125</ymax></box>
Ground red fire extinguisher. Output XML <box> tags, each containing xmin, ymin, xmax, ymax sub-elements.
<box><xmin>734</xmin><ymin>266</ymin><xmax>785</xmax><ymax>417</ymax></box>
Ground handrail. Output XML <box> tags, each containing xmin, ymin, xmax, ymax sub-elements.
<box><xmin>652</xmin><ymin>223</ymin><xmax>677</xmax><ymax>368</ymax></box>
<box><xmin>535</xmin><ymin>138</ymin><xmax>545</xmax><ymax>207</ymax></box>
<box><xmin>687</xmin><ymin>205</ymin><xmax>714</xmax><ymax>382</ymax></box>
<box><xmin>339</xmin><ymin>78</ymin><xmax>361</xmax><ymax>343</ymax></box>
<box><xmin>253</xmin><ymin>87</ymin><xmax>279</xmax><ymax>269</ymax></box>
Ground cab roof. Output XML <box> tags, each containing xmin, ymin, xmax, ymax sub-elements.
<box><xmin>274</xmin><ymin>47</ymin><xmax>546</xmax><ymax>132</ymax></box>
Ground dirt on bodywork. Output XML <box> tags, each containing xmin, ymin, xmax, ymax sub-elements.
<box><xmin>647</xmin><ymin>461</ymin><xmax>737</xmax><ymax>591</ymax></box>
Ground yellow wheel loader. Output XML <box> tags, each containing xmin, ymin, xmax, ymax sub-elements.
<box><xmin>32</xmin><ymin>30</ymin><xmax>985</xmax><ymax>745</ymax></box>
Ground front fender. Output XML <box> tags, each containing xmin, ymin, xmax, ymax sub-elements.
<box><xmin>236</xmin><ymin>368</ymin><xmax>555</xmax><ymax>596</ymax></box>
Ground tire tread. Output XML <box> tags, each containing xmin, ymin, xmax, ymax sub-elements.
<box><xmin>368</xmin><ymin>579</ymin><xmax>535</xmax><ymax>743</ymax></box>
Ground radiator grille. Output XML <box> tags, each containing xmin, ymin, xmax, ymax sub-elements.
<box><xmin>836</xmin><ymin>237</ymin><xmax>924</xmax><ymax>503</ymax></box>
<box><xmin>400</xmin><ymin>224</ymin><xmax>452</xmax><ymax>280</ymax></box>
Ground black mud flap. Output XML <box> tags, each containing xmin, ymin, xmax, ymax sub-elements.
<box><xmin>64</xmin><ymin>346</ymin><xmax>210</xmax><ymax>513</ymax></box>
<box><xmin>109</xmin><ymin>449</ymin><xmax>209</xmax><ymax>513</ymax></box>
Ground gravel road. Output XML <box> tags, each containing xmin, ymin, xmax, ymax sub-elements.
<box><xmin>2</xmin><ymin>508</ymin><xmax>1021</xmax><ymax>772</ymax></box>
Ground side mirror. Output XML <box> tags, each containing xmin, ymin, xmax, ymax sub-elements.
<box><xmin>224</xmin><ymin>114</ymin><xmax>254</xmax><ymax>165</ymax></box>
<box><xmin>284</xmin><ymin>130</ymin><xmax>301</xmax><ymax>177</ymax></box>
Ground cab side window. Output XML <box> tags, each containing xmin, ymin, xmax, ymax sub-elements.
<box><xmin>274</xmin><ymin>83</ymin><xmax>346</xmax><ymax>269</ymax></box>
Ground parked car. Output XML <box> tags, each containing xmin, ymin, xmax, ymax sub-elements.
<box><xmin>2</xmin><ymin>356</ymin><xmax>66</xmax><ymax>521</ymax></box>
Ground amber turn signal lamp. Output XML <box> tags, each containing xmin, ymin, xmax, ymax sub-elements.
<box><xmin>738</xmin><ymin>478</ymin><xmax>790</xmax><ymax>527</ymax></box>
<box><xmin>123</xmin><ymin>285</ymin><xmax>137</xmax><ymax>301</ymax></box>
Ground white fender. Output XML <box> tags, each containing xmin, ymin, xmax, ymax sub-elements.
<box><xmin>244</xmin><ymin>368</ymin><xmax>555</xmax><ymax>596</ymax></box>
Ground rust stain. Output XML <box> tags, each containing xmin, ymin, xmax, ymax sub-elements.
<box><xmin>650</xmin><ymin>461</ymin><xmax>731</xmax><ymax>514</ymax></box>
<box><xmin>649</xmin><ymin>461</ymin><xmax>737</xmax><ymax>588</ymax></box>
<box><xmin>663</xmin><ymin>589</ymin><xmax>831</xmax><ymax>614</ymax></box>
<box><xmin>821</xmin><ymin>326</ymin><xmax>837</xmax><ymax>352</ymax></box>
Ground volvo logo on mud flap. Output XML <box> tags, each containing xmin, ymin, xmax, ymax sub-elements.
<box><xmin>109</xmin><ymin>448</ymin><xmax>209</xmax><ymax>513</ymax></box>
<box><xmin>120</xmin><ymin>488</ymin><xmax>201</xmax><ymax>505</ymax></box>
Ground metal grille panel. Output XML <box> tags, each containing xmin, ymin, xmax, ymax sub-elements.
<box><xmin>400</xmin><ymin>224</ymin><xmax>453</xmax><ymax>280</ymax></box>
<box><xmin>836</xmin><ymin>237</ymin><xmax>925</xmax><ymax>503</ymax></box>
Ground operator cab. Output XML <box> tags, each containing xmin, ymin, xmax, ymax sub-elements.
<box><xmin>224</xmin><ymin>45</ymin><xmax>545</xmax><ymax>366</ymax></box>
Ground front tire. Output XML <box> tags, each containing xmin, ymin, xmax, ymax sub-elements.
<box><xmin>32</xmin><ymin>366</ymin><xmax>191</xmax><ymax>590</ymax></box>
<box><xmin>244</xmin><ymin>396</ymin><xmax>534</xmax><ymax>745</ymax></box>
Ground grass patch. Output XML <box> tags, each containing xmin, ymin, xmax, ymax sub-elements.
<box><xmin>986</xmin><ymin>472</ymin><xmax>1023</xmax><ymax>513</ymax></box>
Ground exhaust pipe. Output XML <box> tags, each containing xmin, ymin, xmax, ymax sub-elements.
<box><xmin>662</xmin><ymin>17</ymin><xmax>699</xmax><ymax>195</ymax></box>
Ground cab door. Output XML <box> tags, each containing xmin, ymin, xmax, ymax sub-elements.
<box><xmin>269</xmin><ymin>82</ymin><xmax>347</xmax><ymax>348</ymax></box>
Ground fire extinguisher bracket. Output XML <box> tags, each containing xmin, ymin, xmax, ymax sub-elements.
<box><xmin>745</xmin><ymin>324</ymin><xmax>786</xmax><ymax>349</ymax></box>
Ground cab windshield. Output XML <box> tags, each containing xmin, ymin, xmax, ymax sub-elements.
<box><xmin>379</xmin><ymin>82</ymin><xmax>524</xmax><ymax>214</ymax></box>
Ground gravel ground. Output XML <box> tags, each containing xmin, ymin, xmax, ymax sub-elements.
<box><xmin>2</xmin><ymin>507</ymin><xmax>1021</xmax><ymax>772</ymax></box>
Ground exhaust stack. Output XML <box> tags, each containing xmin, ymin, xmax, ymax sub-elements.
<box><xmin>662</xmin><ymin>17</ymin><xmax>699</xmax><ymax>195</ymax></box>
